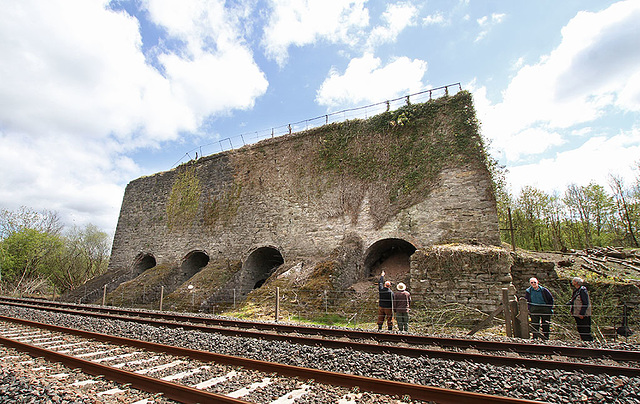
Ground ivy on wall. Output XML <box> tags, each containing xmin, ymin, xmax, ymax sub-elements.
<box><xmin>316</xmin><ymin>91</ymin><xmax>489</xmax><ymax>227</ymax></box>
<box><xmin>166</xmin><ymin>164</ymin><xmax>201</xmax><ymax>232</ymax></box>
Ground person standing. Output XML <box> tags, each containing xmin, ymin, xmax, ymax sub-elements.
<box><xmin>394</xmin><ymin>282</ymin><xmax>411</xmax><ymax>332</ymax></box>
<box><xmin>570</xmin><ymin>277</ymin><xmax>594</xmax><ymax>341</ymax></box>
<box><xmin>377</xmin><ymin>271</ymin><xmax>394</xmax><ymax>331</ymax></box>
<box><xmin>524</xmin><ymin>277</ymin><xmax>554</xmax><ymax>340</ymax></box>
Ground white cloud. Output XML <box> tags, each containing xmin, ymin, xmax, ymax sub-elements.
<box><xmin>503</xmin><ymin>127</ymin><xmax>565</xmax><ymax>161</ymax></box>
<box><xmin>475</xmin><ymin>13</ymin><xmax>505</xmax><ymax>42</ymax></box>
<box><xmin>0</xmin><ymin>0</ymin><xmax>269</xmax><ymax>233</ymax></box>
<box><xmin>423</xmin><ymin>12</ymin><xmax>446</xmax><ymax>26</ymax></box>
<box><xmin>262</xmin><ymin>0</ymin><xmax>369</xmax><ymax>66</ymax></box>
<box><xmin>474</xmin><ymin>0</ymin><xmax>640</xmax><ymax>163</ymax></box>
<box><xmin>367</xmin><ymin>2</ymin><xmax>418</xmax><ymax>48</ymax></box>
<box><xmin>0</xmin><ymin>132</ymin><xmax>130</xmax><ymax>233</ymax></box>
<box><xmin>316</xmin><ymin>53</ymin><xmax>427</xmax><ymax>108</ymax></box>
<box><xmin>142</xmin><ymin>0</ymin><xmax>268</xmax><ymax>125</ymax></box>
<box><xmin>506</xmin><ymin>129</ymin><xmax>640</xmax><ymax>195</ymax></box>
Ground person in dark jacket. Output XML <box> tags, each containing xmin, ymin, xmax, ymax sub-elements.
<box><xmin>524</xmin><ymin>277</ymin><xmax>554</xmax><ymax>340</ymax></box>
<box><xmin>570</xmin><ymin>277</ymin><xmax>593</xmax><ymax>341</ymax></box>
<box><xmin>394</xmin><ymin>282</ymin><xmax>411</xmax><ymax>332</ymax></box>
<box><xmin>377</xmin><ymin>271</ymin><xmax>393</xmax><ymax>331</ymax></box>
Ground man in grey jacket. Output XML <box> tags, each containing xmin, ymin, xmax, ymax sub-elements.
<box><xmin>570</xmin><ymin>277</ymin><xmax>593</xmax><ymax>341</ymax></box>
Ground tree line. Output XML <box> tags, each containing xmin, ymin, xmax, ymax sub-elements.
<box><xmin>495</xmin><ymin>165</ymin><xmax>640</xmax><ymax>251</ymax></box>
<box><xmin>0</xmin><ymin>206</ymin><xmax>110</xmax><ymax>295</ymax></box>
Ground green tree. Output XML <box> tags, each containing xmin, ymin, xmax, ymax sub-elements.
<box><xmin>0</xmin><ymin>207</ymin><xmax>111</xmax><ymax>294</ymax></box>
<box><xmin>564</xmin><ymin>184</ymin><xmax>593</xmax><ymax>248</ymax></box>
<box><xmin>0</xmin><ymin>206</ymin><xmax>62</xmax><ymax>239</ymax></box>
<box><xmin>586</xmin><ymin>183</ymin><xmax>615</xmax><ymax>246</ymax></box>
<box><xmin>1</xmin><ymin>227</ymin><xmax>64</xmax><ymax>292</ymax></box>
<box><xmin>49</xmin><ymin>224</ymin><xmax>110</xmax><ymax>292</ymax></box>
<box><xmin>513</xmin><ymin>186</ymin><xmax>553</xmax><ymax>251</ymax></box>
<box><xmin>563</xmin><ymin>182</ymin><xmax>614</xmax><ymax>248</ymax></box>
<box><xmin>609</xmin><ymin>175</ymin><xmax>639</xmax><ymax>247</ymax></box>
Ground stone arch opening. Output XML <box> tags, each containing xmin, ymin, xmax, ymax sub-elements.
<box><xmin>181</xmin><ymin>250</ymin><xmax>210</xmax><ymax>279</ymax></box>
<box><xmin>364</xmin><ymin>238</ymin><xmax>416</xmax><ymax>280</ymax></box>
<box><xmin>133</xmin><ymin>253</ymin><xmax>156</xmax><ymax>275</ymax></box>
<box><xmin>241</xmin><ymin>247</ymin><xmax>284</xmax><ymax>295</ymax></box>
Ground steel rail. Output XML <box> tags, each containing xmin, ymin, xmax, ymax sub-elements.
<box><xmin>2</xmin><ymin>298</ymin><xmax>640</xmax><ymax>376</ymax></box>
<box><xmin>3</xmin><ymin>296</ymin><xmax>637</xmax><ymax>362</ymax></box>
<box><xmin>0</xmin><ymin>334</ymin><xmax>250</xmax><ymax>404</ymax></box>
<box><xmin>0</xmin><ymin>314</ymin><xmax>543</xmax><ymax>404</ymax></box>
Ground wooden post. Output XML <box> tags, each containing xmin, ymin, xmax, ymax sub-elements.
<box><xmin>102</xmin><ymin>285</ymin><xmax>107</xmax><ymax>306</ymax></box>
<box><xmin>275</xmin><ymin>287</ymin><xmax>280</xmax><ymax>323</ymax></box>
<box><xmin>502</xmin><ymin>288</ymin><xmax>513</xmax><ymax>337</ymax></box>
<box><xmin>508</xmin><ymin>207</ymin><xmax>516</xmax><ymax>252</ymax></box>
<box><xmin>518</xmin><ymin>297</ymin><xmax>530</xmax><ymax>339</ymax></box>
<box><xmin>159</xmin><ymin>286</ymin><xmax>164</xmax><ymax>311</ymax></box>
<box><xmin>510</xmin><ymin>298</ymin><xmax>519</xmax><ymax>337</ymax></box>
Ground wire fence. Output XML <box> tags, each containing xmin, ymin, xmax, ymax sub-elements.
<box><xmin>103</xmin><ymin>287</ymin><xmax>639</xmax><ymax>343</ymax></box>
<box><xmin>171</xmin><ymin>83</ymin><xmax>462</xmax><ymax>167</ymax></box>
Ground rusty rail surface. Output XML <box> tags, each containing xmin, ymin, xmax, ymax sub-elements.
<box><xmin>2</xmin><ymin>296</ymin><xmax>637</xmax><ymax>361</ymax></box>
<box><xmin>2</xmin><ymin>297</ymin><xmax>640</xmax><ymax>377</ymax></box>
<box><xmin>0</xmin><ymin>314</ymin><xmax>544</xmax><ymax>404</ymax></box>
<box><xmin>0</xmin><ymin>334</ymin><xmax>250</xmax><ymax>403</ymax></box>
<box><xmin>3</xmin><ymin>297</ymin><xmax>640</xmax><ymax>374</ymax></box>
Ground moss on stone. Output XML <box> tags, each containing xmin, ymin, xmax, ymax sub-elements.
<box><xmin>166</xmin><ymin>163</ymin><xmax>201</xmax><ymax>232</ymax></box>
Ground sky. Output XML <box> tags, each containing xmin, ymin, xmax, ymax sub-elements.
<box><xmin>1</xmin><ymin>0</ymin><xmax>639</xmax><ymax>238</ymax></box>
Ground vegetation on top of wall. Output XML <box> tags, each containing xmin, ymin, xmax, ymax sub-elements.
<box><xmin>166</xmin><ymin>163</ymin><xmax>201</xmax><ymax>232</ymax></box>
<box><xmin>316</xmin><ymin>91</ymin><xmax>490</xmax><ymax>227</ymax></box>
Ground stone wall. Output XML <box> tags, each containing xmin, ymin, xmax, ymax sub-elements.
<box><xmin>411</xmin><ymin>244</ymin><xmax>515</xmax><ymax>312</ymax></box>
<box><xmin>101</xmin><ymin>91</ymin><xmax>503</xmax><ymax>306</ymax></box>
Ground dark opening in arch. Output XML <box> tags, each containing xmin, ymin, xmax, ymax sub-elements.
<box><xmin>181</xmin><ymin>250</ymin><xmax>210</xmax><ymax>279</ymax></box>
<box><xmin>133</xmin><ymin>253</ymin><xmax>156</xmax><ymax>275</ymax></box>
<box><xmin>364</xmin><ymin>238</ymin><xmax>416</xmax><ymax>279</ymax></box>
<box><xmin>242</xmin><ymin>247</ymin><xmax>284</xmax><ymax>294</ymax></box>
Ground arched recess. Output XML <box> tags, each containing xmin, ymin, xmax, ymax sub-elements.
<box><xmin>132</xmin><ymin>253</ymin><xmax>156</xmax><ymax>275</ymax></box>
<box><xmin>364</xmin><ymin>238</ymin><xmax>416</xmax><ymax>279</ymax></box>
<box><xmin>241</xmin><ymin>246</ymin><xmax>284</xmax><ymax>294</ymax></box>
<box><xmin>181</xmin><ymin>250</ymin><xmax>210</xmax><ymax>279</ymax></box>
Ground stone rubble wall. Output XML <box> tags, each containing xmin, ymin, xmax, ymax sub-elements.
<box><xmin>98</xmin><ymin>92</ymin><xmax>504</xmax><ymax>308</ymax></box>
<box><xmin>411</xmin><ymin>244</ymin><xmax>515</xmax><ymax>312</ymax></box>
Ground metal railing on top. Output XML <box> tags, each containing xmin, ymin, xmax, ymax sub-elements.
<box><xmin>171</xmin><ymin>83</ymin><xmax>463</xmax><ymax>167</ymax></box>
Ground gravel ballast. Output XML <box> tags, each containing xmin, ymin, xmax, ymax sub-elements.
<box><xmin>1</xmin><ymin>305</ymin><xmax>639</xmax><ymax>403</ymax></box>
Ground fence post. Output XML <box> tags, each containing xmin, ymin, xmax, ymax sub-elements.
<box><xmin>159</xmin><ymin>286</ymin><xmax>164</xmax><ymax>311</ymax></box>
<box><xmin>510</xmin><ymin>298</ymin><xmax>519</xmax><ymax>337</ymax></box>
<box><xmin>502</xmin><ymin>288</ymin><xmax>513</xmax><ymax>337</ymax></box>
<box><xmin>102</xmin><ymin>285</ymin><xmax>107</xmax><ymax>306</ymax></box>
<box><xmin>518</xmin><ymin>297</ymin><xmax>530</xmax><ymax>338</ymax></box>
<box><xmin>324</xmin><ymin>290</ymin><xmax>328</xmax><ymax>314</ymax></box>
<box><xmin>275</xmin><ymin>287</ymin><xmax>280</xmax><ymax>323</ymax></box>
<box><xmin>508</xmin><ymin>207</ymin><xmax>516</xmax><ymax>252</ymax></box>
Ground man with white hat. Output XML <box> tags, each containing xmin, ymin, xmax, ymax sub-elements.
<box><xmin>394</xmin><ymin>282</ymin><xmax>411</xmax><ymax>332</ymax></box>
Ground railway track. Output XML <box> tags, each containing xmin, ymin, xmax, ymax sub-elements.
<box><xmin>0</xmin><ymin>314</ymin><xmax>541</xmax><ymax>404</ymax></box>
<box><xmin>1</xmin><ymin>296</ymin><xmax>639</xmax><ymax>377</ymax></box>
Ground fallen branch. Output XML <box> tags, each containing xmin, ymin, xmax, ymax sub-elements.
<box><xmin>606</xmin><ymin>257</ymin><xmax>640</xmax><ymax>273</ymax></box>
<box><xmin>467</xmin><ymin>304</ymin><xmax>503</xmax><ymax>336</ymax></box>
<box><xmin>580</xmin><ymin>263</ymin><xmax>608</xmax><ymax>277</ymax></box>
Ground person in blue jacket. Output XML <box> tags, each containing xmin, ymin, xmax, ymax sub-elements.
<box><xmin>525</xmin><ymin>277</ymin><xmax>554</xmax><ymax>340</ymax></box>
